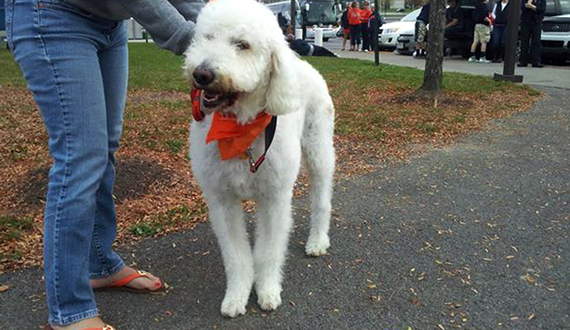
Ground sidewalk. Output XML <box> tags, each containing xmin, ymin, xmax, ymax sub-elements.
<box><xmin>329</xmin><ymin>44</ymin><xmax>570</xmax><ymax>89</ymax></box>
<box><xmin>1</xmin><ymin>87</ymin><xmax>569</xmax><ymax>329</ymax></box>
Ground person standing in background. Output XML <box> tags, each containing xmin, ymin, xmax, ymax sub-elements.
<box><xmin>413</xmin><ymin>0</ymin><xmax>430</xmax><ymax>58</ymax></box>
<box><xmin>468</xmin><ymin>0</ymin><xmax>492</xmax><ymax>63</ymax></box>
<box><xmin>340</xmin><ymin>3</ymin><xmax>350</xmax><ymax>51</ymax></box>
<box><xmin>491</xmin><ymin>0</ymin><xmax>509</xmax><ymax>62</ymax></box>
<box><xmin>444</xmin><ymin>0</ymin><xmax>463</xmax><ymax>37</ymax></box>
<box><xmin>519</xmin><ymin>0</ymin><xmax>546</xmax><ymax>67</ymax></box>
<box><xmin>368</xmin><ymin>5</ymin><xmax>384</xmax><ymax>52</ymax></box>
<box><xmin>277</xmin><ymin>12</ymin><xmax>289</xmax><ymax>35</ymax></box>
<box><xmin>348</xmin><ymin>1</ymin><xmax>362</xmax><ymax>51</ymax></box>
<box><xmin>359</xmin><ymin>1</ymin><xmax>373</xmax><ymax>52</ymax></box>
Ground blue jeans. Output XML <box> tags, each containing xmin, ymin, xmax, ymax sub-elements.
<box><xmin>491</xmin><ymin>24</ymin><xmax>507</xmax><ymax>50</ymax></box>
<box><xmin>349</xmin><ymin>24</ymin><xmax>360</xmax><ymax>46</ymax></box>
<box><xmin>6</xmin><ymin>0</ymin><xmax>128</xmax><ymax>325</ymax></box>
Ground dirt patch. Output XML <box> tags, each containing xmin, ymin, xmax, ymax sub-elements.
<box><xmin>17</xmin><ymin>166</ymin><xmax>49</xmax><ymax>211</ymax></box>
<box><xmin>114</xmin><ymin>156</ymin><xmax>172</xmax><ymax>203</ymax></box>
<box><xmin>13</xmin><ymin>156</ymin><xmax>172</xmax><ymax>212</ymax></box>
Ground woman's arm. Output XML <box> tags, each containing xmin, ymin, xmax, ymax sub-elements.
<box><xmin>445</xmin><ymin>18</ymin><xmax>459</xmax><ymax>28</ymax></box>
<box><xmin>119</xmin><ymin>0</ymin><xmax>205</xmax><ymax>55</ymax></box>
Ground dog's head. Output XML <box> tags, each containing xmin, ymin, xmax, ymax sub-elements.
<box><xmin>183</xmin><ymin>0</ymin><xmax>299</xmax><ymax>122</ymax></box>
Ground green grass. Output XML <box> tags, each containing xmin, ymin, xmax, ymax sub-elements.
<box><xmin>0</xmin><ymin>41</ymin><xmax>538</xmax><ymax>270</ymax></box>
<box><xmin>0</xmin><ymin>48</ymin><xmax>26</xmax><ymax>87</ymax></box>
<box><xmin>128</xmin><ymin>44</ymin><xmax>188</xmax><ymax>91</ymax></box>
<box><xmin>1</xmin><ymin>43</ymin><xmax>519</xmax><ymax>95</ymax></box>
<box><xmin>130</xmin><ymin>202</ymin><xmax>207</xmax><ymax>238</ymax></box>
<box><xmin>305</xmin><ymin>56</ymin><xmax>515</xmax><ymax>95</ymax></box>
<box><xmin>0</xmin><ymin>215</ymin><xmax>34</xmax><ymax>243</ymax></box>
<box><xmin>130</xmin><ymin>222</ymin><xmax>160</xmax><ymax>237</ymax></box>
<box><xmin>3</xmin><ymin>43</ymin><xmax>533</xmax><ymax>143</ymax></box>
<box><xmin>416</xmin><ymin>122</ymin><xmax>437</xmax><ymax>133</ymax></box>
<box><xmin>0</xmin><ymin>44</ymin><xmax>188</xmax><ymax>90</ymax></box>
<box><xmin>165</xmin><ymin>139</ymin><xmax>184</xmax><ymax>153</ymax></box>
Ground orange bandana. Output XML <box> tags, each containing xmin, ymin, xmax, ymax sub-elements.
<box><xmin>206</xmin><ymin>111</ymin><xmax>272</xmax><ymax>160</ymax></box>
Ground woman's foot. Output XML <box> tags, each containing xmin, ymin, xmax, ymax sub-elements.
<box><xmin>91</xmin><ymin>266</ymin><xmax>162</xmax><ymax>291</ymax></box>
<box><xmin>50</xmin><ymin>316</ymin><xmax>106</xmax><ymax>330</ymax></box>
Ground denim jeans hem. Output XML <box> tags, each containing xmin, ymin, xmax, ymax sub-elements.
<box><xmin>89</xmin><ymin>259</ymin><xmax>124</xmax><ymax>279</ymax></box>
<box><xmin>50</xmin><ymin>308</ymin><xmax>99</xmax><ymax>327</ymax></box>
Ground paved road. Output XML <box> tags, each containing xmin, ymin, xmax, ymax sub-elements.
<box><xmin>1</xmin><ymin>86</ymin><xmax>568</xmax><ymax>329</ymax></box>
<box><xmin>323</xmin><ymin>38</ymin><xmax>570</xmax><ymax>89</ymax></box>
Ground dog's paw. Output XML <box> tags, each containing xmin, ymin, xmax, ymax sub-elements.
<box><xmin>221</xmin><ymin>296</ymin><xmax>247</xmax><ymax>318</ymax></box>
<box><xmin>257</xmin><ymin>290</ymin><xmax>282</xmax><ymax>311</ymax></box>
<box><xmin>305</xmin><ymin>234</ymin><xmax>330</xmax><ymax>256</ymax></box>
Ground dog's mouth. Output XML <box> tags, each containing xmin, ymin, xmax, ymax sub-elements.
<box><xmin>201</xmin><ymin>89</ymin><xmax>239</xmax><ymax>110</ymax></box>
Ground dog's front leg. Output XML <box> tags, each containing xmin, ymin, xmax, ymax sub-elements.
<box><xmin>207</xmin><ymin>196</ymin><xmax>254</xmax><ymax>318</ymax></box>
<box><xmin>253</xmin><ymin>193</ymin><xmax>294</xmax><ymax>311</ymax></box>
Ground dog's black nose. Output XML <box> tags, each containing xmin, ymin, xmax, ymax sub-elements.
<box><xmin>193</xmin><ymin>67</ymin><xmax>215</xmax><ymax>86</ymax></box>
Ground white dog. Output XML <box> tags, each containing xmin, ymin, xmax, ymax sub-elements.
<box><xmin>184</xmin><ymin>0</ymin><xmax>335</xmax><ymax>317</ymax></box>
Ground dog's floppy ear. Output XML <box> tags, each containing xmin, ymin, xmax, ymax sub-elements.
<box><xmin>265</xmin><ymin>41</ymin><xmax>300</xmax><ymax>116</ymax></box>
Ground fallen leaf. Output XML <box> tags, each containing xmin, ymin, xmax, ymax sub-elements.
<box><xmin>0</xmin><ymin>284</ymin><xmax>10</xmax><ymax>292</ymax></box>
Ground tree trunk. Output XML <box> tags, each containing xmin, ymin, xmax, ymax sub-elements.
<box><xmin>420</xmin><ymin>0</ymin><xmax>446</xmax><ymax>93</ymax></box>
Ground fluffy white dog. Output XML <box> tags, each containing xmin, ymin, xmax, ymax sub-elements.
<box><xmin>184</xmin><ymin>0</ymin><xmax>335</xmax><ymax>317</ymax></box>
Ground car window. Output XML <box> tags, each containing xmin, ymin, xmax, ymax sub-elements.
<box><xmin>545</xmin><ymin>0</ymin><xmax>556</xmax><ymax>15</ymax></box>
<box><xmin>559</xmin><ymin>0</ymin><xmax>570</xmax><ymax>14</ymax></box>
<box><xmin>305</xmin><ymin>1</ymin><xmax>339</xmax><ymax>24</ymax></box>
<box><xmin>401</xmin><ymin>8</ymin><xmax>421</xmax><ymax>22</ymax></box>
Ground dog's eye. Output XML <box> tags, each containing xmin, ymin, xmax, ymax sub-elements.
<box><xmin>235</xmin><ymin>40</ymin><xmax>250</xmax><ymax>50</ymax></box>
<box><xmin>205</xmin><ymin>34</ymin><xmax>214</xmax><ymax>40</ymax></box>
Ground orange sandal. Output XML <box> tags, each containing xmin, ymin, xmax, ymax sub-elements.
<box><xmin>95</xmin><ymin>270</ymin><xmax>168</xmax><ymax>294</ymax></box>
<box><xmin>45</xmin><ymin>324</ymin><xmax>115</xmax><ymax>330</ymax></box>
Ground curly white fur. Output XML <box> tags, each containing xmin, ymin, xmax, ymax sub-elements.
<box><xmin>184</xmin><ymin>0</ymin><xmax>335</xmax><ymax>317</ymax></box>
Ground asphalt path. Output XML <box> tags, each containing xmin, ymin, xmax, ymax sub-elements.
<box><xmin>1</xmin><ymin>84</ymin><xmax>568</xmax><ymax>329</ymax></box>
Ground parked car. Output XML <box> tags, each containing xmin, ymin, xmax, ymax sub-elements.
<box><xmin>541</xmin><ymin>14</ymin><xmax>570</xmax><ymax>64</ymax></box>
<box><xmin>266</xmin><ymin>0</ymin><xmax>300</xmax><ymax>28</ymax></box>
<box><xmin>545</xmin><ymin>0</ymin><xmax>570</xmax><ymax>16</ymax></box>
<box><xmin>305</xmin><ymin>25</ymin><xmax>337</xmax><ymax>41</ymax></box>
<box><xmin>379</xmin><ymin>8</ymin><xmax>421</xmax><ymax>50</ymax></box>
<box><xmin>396</xmin><ymin>31</ymin><xmax>416</xmax><ymax>55</ymax></box>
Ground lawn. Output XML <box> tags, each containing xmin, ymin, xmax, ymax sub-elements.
<box><xmin>0</xmin><ymin>43</ymin><xmax>539</xmax><ymax>272</ymax></box>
